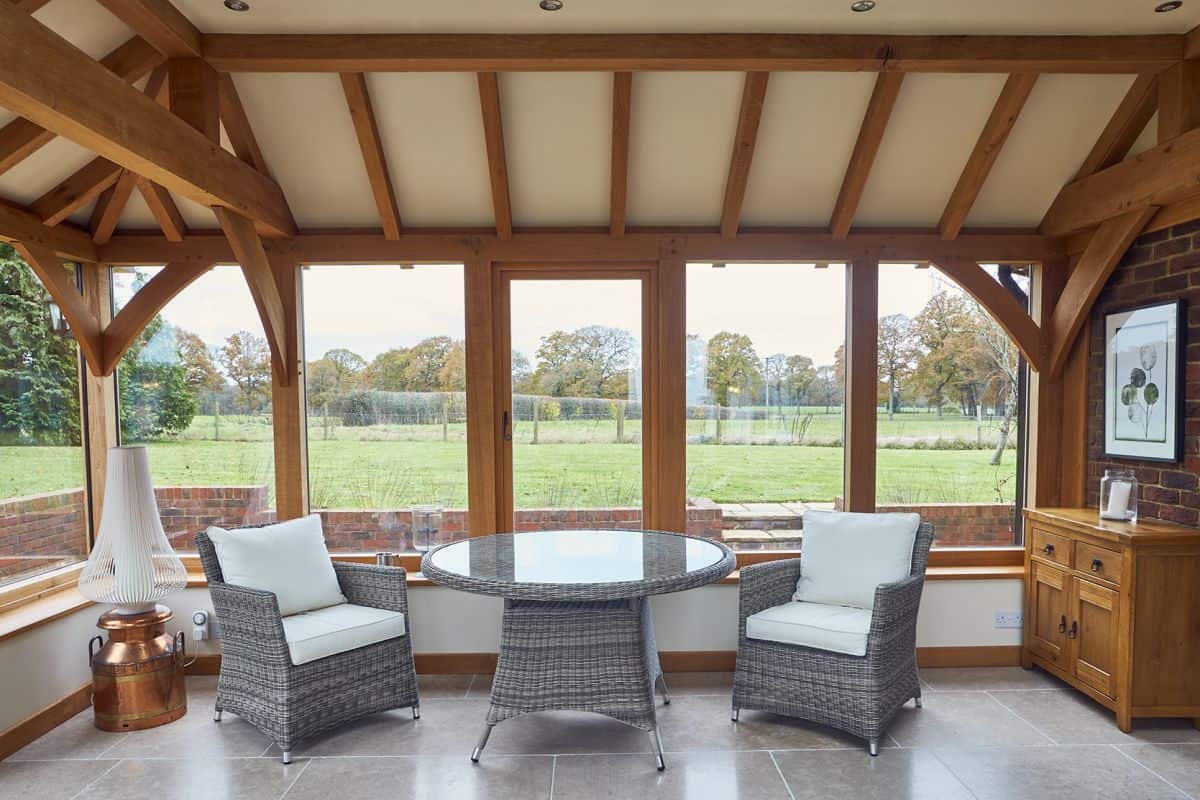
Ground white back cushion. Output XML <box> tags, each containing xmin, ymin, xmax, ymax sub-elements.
<box><xmin>793</xmin><ymin>511</ymin><xmax>920</xmax><ymax>610</ymax></box>
<box><xmin>207</xmin><ymin>514</ymin><xmax>346</xmax><ymax>616</ymax></box>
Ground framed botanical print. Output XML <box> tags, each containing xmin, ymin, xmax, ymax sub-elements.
<box><xmin>1104</xmin><ymin>299</ymin><xmax>1185</xmax><ymax>462</ymax></box>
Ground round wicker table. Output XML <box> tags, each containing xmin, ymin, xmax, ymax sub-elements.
<box><xmin>421</xmin><ymin>529</ymin><xmax>735</xmax><ymax>771</ymax></box>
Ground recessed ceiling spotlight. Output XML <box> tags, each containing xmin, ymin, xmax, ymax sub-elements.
<box><xmin>224</xmin><ymin>0</ymin><xmax>250</xmax><ymax>10</ymax></box>
<box><xmin>1156</xmin><ymin>0</ymin><xmax>1183</xmax><ymax>10</ymax></box>
<box><xmin>539</xmin><ymin>0</ymin><xmax>563</xmax><ymax>10</ymax></box>
<box><xmin>850</xmin><ymin>0</ymin><xmax>876</xmax><ymax>11</ymax></box>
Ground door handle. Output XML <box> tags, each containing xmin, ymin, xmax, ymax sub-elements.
<box><xmin>1067</xmin><ymin>621</ymin><xmax>1078</xmax><ymax>640</ymax></box>
<box><xmin>1091</xmin><ymin>558</ymin><xmax>1102</xmax><ymax>572</ymax></box>
<box><xmin>1058</xmin><ymin>615</ymin><xmax>1067</xmax><ymax>634</ymax></box>
<box><xmin>502</xmin><ymin>410</ymin><xmax>513</xmax><ymax>442</ymax></box>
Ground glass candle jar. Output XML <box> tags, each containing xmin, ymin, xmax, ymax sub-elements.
<box><xmin>411</xmin><ymin>505</ymin><xmax>443</xmax><ymax>553</ymax></box>
<box><xmin>1099</xmin><ymin>469</ymin><xmax>1138</xmax><ymax>523</ymax></box>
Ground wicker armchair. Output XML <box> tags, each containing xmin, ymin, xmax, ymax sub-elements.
<box><xmin>196</xmin><ymin>530</ymin><xmax>419</xmax><ymax>762</ymax></box>
<box><xmin>731</xmin><ymin>522</ymin><xmax>934</xmax><ymax>755</ymax></box>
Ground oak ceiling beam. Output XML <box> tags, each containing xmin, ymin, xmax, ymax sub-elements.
<box><xmin>136</xmin><ymin>177</ymin><xmax>187</xmax><ymax>242</ymax></box>
<box><xmin>0</xmin><ymin>199</ymin><xmax>96</xmax><ymax>262</ymax></box>
<box><xmin>931</xmin><ymin>256</ymin><xmax>1044</xmax><ymax>370</ymax></box>
<box><xmin>1074</xmin><ymin>73</ymin><xmax>1158</xmax><ymax>180</ymax></box>
<box><xmin>168</xmin><ymin>57</ymin><xmax>220</xmax><ymax>141</ymax></box>
<box><xmin>609</xmin><ymin>71</ymin><xmax>632</xmax><ymax>238</ymax></box>
<box><xmin>1045</xmin><ymin>205</ymin><xmax>1159</xmax><ymax>377</ymax></box>
<box><xmin>340</xmin><ymin>72</ymin><xmax>402</xmax><ymax>240</ymax></box>
<box><xmin>0</xmin><ymin>3</ymin><xmax>295</xmax><ymax>237</ymax></box>
<box><xmin>0</xmin><ymin>36</ymin><xmax>161</xmax><ymax>175</ymax></box>
<box><xmin>1040</xmin><ymin>125</ymin><xmax>1200</xmax><ymax>236</ymax></box>
<box><xmin>214</xmin><ymin>207</ymin><xmax>291</xmax><ymax>383</ymax></box>
<box><xmin>101</xmin><ymin>260</ymin><xmax>211</xmax><ymax>373</ymax></box>
<box><xmin>89</xmin><ymin>169</ymin><xmax>137</xmax><ymax>244</ymax></box>
<box><xmin>94</xmin><ymin>0</ymin><xmax>201</xmax><ymax>58</ymax></box>
<box><xmin>939</xmin><ymin>73</ymin><xmax>1037</xmax><ymax>241</ymax></box>
<box><xmin>829</xmin><ymin>71</ymin><xmax>904</xmax><ymax>240</ymax></box>
<box><xmin>12</xmin><ymin>241</ymin><xmax>104</xmax><ymax>373</ymax></box>
<box><xmin>720</xmin><ymin>71</ymin><xmax>770</xmax><ymax>239</ymax></box>
<box><xmin>477</xmin><ymin>72</ymin><xmax>513</xmax><ymax>241</ymax></box>
<box><xmin>200</xmin><ymin>33</ymin><xmax>1181</xmax><ymax>74</ymax></box>
<box><xmin>1158</xmin><ymin>61</ymin><xmax>1200</xmax><ymax>142</ymax></box>
<box><xmin>32</xmin><ymin>157</ymin><xmax>123</xmax><ymax>226</ymax></box>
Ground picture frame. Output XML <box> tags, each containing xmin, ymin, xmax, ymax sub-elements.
<box><xmin>1104</xmin><ymin>299</ymin><xmax>1185</xmax><ymax>463</ymax></box>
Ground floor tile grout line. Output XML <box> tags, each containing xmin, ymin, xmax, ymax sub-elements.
<box><xmin>66</xmin><ymin>757</ymin><xmax>124</xmax><ymax>800</ymax></box>
<box><xmin>926</xmin><ymin>749</ymin><xmax>982</xmax><ymax>800</ymax></box>
<box><xmin>463</xmin><ymin>673</ymin><xmax>476</xmax><ymax>699</ymax></box>
<box><xmin>278</xmin><ymin>757</ymin><xmax>313</xmax><ymax>800</ymax></box>
<box><xmin>768</xmin><ymin>751</ymin><xmax>798</xmax><ymax>800</ymax></box>
<box><xmin>983</xmin><ymin>690</ymin><xmax>1060</xmax><ymax>745</ymax></box>
<box><xmin>91</xmin><ymin>731</ymin><xmax>131</xmax><ymax>760</ymax></box>
<box><xmin>1112</xmin><ymin>743</ymin><xmax>1196</xmax><ymax>800</ymax></box>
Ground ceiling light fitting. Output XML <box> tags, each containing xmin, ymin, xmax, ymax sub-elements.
<box><xmin>850</xmin><ymin>0</ymin><xmax>876</xmax><ymax>11</ymax></box>
<box><xmin>1155</xmin><ymin>1</ymin><xmax>1183</xmax><ymax>11</ymax></box>
<box><xmin>539</xmin><ymin>0</ymin><xmax>563</xmax><ymax>10</ymax></box>
<box><xmin>224</xmin><ymin>0</ymin><xmax>250</xmax><ymax>11</ymax></box>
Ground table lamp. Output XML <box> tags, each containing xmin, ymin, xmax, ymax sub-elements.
<box><xmin>78</xmin><ymin>446</ymin><xmax>189</xmax><ymax>730</ymax></box>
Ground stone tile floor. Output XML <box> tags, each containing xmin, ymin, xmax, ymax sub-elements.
<box><xmin>4</xmin><ymin>667</ymin><xmax>1200</xmax><ymax>799</ymax></box>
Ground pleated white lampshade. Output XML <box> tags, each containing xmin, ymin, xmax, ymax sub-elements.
<box><xmin>78</xmin><ymin>446</ymin><xmax>187</xmax><ymax>615</ymax></box>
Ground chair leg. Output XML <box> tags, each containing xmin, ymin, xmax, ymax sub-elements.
<box><xmin>471</xmin><ymin>723</ymin><xmax>494</xmax><ymax>763</ymax></box>
<box><xmin>412</xmin><ymin>704</ymin><xmax>421</xmax><ymax>720</ymax></box>
<box><xmin>650</xmin><ymin>726</ymin><xmax>666</xmax><ymax>771</ymax></box>
<box><xmin>868</xmin><ymin>738</ymin><xmax>879</xmax><ymax>757</ymax></box>
<box><xmin>657</xmin><ymin>673</ymin><xmax>672</xmax><ymax>706</ymax></box>
<box><xmin>212</xmin><ymin>708</ymin><xmax>222</xmax><ymax>722</ymax></box>
<box><xmin>281</xmin><ymin>750</ymin><xmax>292</xmax><ymax>765</ymax></box>
<box><xmin>731</xmin><ymin>707</ymin><xmax>739</xmax><ymax>722</ymax></box>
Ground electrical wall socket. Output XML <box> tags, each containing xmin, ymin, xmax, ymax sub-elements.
<box><xmin>993</xmin><ymin>610</ymin><xmax>1023</xmax><ymax>629</ymax></box>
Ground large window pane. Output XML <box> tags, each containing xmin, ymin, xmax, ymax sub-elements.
<box><xmin>510</xmin><ymin>279</ymin><xmax>643</xmax><ymax>530</ymax></box>
<box><xmin>112</xmin><ymin>266</ymin><xmax>276</xmax><ymax>552</ymax></box>
<box><xmin>302</xmin><ymin>265</ymin><xmax>467</xmax><ymax>553</ymax></box>
<box><xmin>0</xmin><ymin>246</ymin><xmax>88</xmax><ymax>585</ymax></box>
<box><xmin>874</xmin><ymin>264</ymin><xmax>1028</xmax><ymax>547</ymax></box>
<box><xmin>686</xmin><ymin>263</ymin><xmax>846</xmax><ymax>549</ymax></box>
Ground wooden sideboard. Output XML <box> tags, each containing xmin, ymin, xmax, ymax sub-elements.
<box><xmin>1023</xmin><ymin>508</ymin><xmax>1200</xmax><ymax>731</ymax></box>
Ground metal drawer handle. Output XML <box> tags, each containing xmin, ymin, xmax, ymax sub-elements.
<box><xmin>1067</xmin><ymin>621</ymin><xmax>1078</xmax><ymax>640</ymax></box>
<box><xmin>1091</xmin><ymin>558</ymin><xmax>1102</xmax><ymax>572</ymax></box>
<box><xmin>1058</xmin><ymin>615</ymin><xmax>1067</xmax><ymax>634</ymax></box>
<box><xmin>1042</xmin><ymin>543</ymin><xmax>1055</xmax><ymax>556</ymax></box>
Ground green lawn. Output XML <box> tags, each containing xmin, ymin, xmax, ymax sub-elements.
<box><xmin>0</xmin><ymin>436</ymin><xmax>1018</xmax><ymax>509</ymax></box>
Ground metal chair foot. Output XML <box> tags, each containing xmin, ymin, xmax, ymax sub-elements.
<box><xmin>412</xmin><ymin>704</ymin><xmax>421</xmax><ymax>720</ymax></box>
<box><xmin>650</xmin><ymin>726</ymin><xmax>666</xmax><ymax>771</ymax></box>
<box><xmin>868</xmin><ymin>738</ymin><xmax>879</xmax><ymax>757</ymax></box>
<box><xmin>731</xmin><ymin>707</ymin><xmax>739</xmax><ymax>722</ymax></box>
<box><xmin>657</xmin><ymin>674</ymin><xmax>672</xmax><ymax>705</ymax></box>
<box><xmin>212</xmin><ymin>709</ymin><xmax>222</xmax><ymax>722</ymax></box>
<box><xmin>281</xmin><ymin>750</ymin><xmax>292</xmax><ymax>764</ymax></box>
<box><xmin>915</xmin><ymin>696</ymin><xmax>923</xmax><ymax>708</ymax></box>
<box><xmin>471</xmin><ymin>724</ymin><xmax>494</xmax><ymax>763</ymax></box>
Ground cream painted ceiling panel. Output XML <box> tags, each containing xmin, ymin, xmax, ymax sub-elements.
<box><xmin>369</xmin><ymin>73</ymin><xmax>494</xmax><ymax>228</ymax></box>
<box><xmin>0</xmin><ymin>138</ymin><xmax>96</xmax><ymax>205</ymax></box>
<box><xmin>172</xmin><ymin>0</ymin><xmax>1200</xmax><ymax>35</ymax></box>
<box><xmin>501</xmin><ymin>72</ymin><xmax>610</xmax><ymax>227</ymax></box>
<box><xmin>231</xmin><ymin>73</ymin><xmax>380</xmax><ymax>229</ymax></box>
<box><xmin>966</xmin><ymin>74</ymin><xmax>1136</xmax><ymax>228</ymax></box>
<box><xmin>1128</xmin><ymin>112</ymin><xmax>1159</xmax><ymax>158</ymax></box>
<box><xmin>626</xmin><ymin>72</ymin><xmax>742</xmax><ymax>227</ymax></box>
<box><xmin>740</xmin><ymin>72</ymin><xmax>876</xmax><ymax>227</ymax></box>
<box><xmin>115</xmin><ymin>189</ymin><xmax>159</xmax><ymax>230</ymax></box>
<box><xmin>35</xmin><ymin>0</ymin><xmax>133</xmax><ymax>58</ymax></box>
<box><xmin>176</xmin><ymin>193</ymin><xmax>220</xmax><ymax>229</ymax></box>
<box><xmin>854</xmin><ymin>73</ymin><xmax>1006</xmax><ymax>228</ymax></box>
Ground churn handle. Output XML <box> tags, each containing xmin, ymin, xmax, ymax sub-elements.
<box><xmin>174</xmin><ymin>630</ymin><xmax>186</xmax><ymax>664</ymax></box>
<box><xmin>88</xmin><ymin>634</ymin><xmax>103</xmax><ymax>666</ymax></box>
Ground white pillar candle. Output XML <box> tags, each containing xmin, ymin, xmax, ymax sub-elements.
<box><xmin>1105</xmin><ymin>480</ymin><xmax>1132</xmax><ymax>519</ymax></box>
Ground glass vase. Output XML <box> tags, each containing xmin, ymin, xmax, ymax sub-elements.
<box><xmin>411</xmin><ymin>505</ymin><xmax>443</xmax><ymax>553</ymax></box>
<box><xmin>1099</xmin><ymin>469</ymin><xmax>1138</xmax><ymax>523</ymax></box>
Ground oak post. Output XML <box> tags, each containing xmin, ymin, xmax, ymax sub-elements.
<box><xmin>268</xmin><ymin>249</ymin><xmax>308</xmax><ymax>520</ymax></box>
<box><xmin>652</xmin><ymin>243</ymin><xmax>687</xmax><ymax>532</ymax></box>
<box><xmin>843</xmin><ymin>256</ymin><xmax>878</xmax><ymax>512</ymax></box>
<box><xmin>464</xmin><ymin>254</ymin><xmax>499</xmax><ymax>536</ymax></box>
<box><xmin>80</xmin><ymin>263</ymin><xmax>119</xmax><ymax>537</ymax></box>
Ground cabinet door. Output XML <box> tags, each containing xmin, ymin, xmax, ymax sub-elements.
<box><xmin>1071</xmin><ymin>577</ymin><xmax>1120</xmax><ymax>698</ymax></box>
<box><xmin>1029</xmin><ymin>561</ymin><xmax>1070</xmax><ymax>667</ymax></box>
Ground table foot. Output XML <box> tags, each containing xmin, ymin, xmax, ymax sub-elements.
<box><xmin>471</xmin><ymin>723</ymin><xmax>494</xmax><ymax>763</ymax></box>
<box><xmin>650</xmin><ymin>726</ymin><xmax>666</xmax><ymax>771</ymax></box>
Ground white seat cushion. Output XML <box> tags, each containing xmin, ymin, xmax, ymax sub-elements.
<box><xmin>282</xmin><ymin>603</ymin><xmax>407</xmax><ymax>665</ymax></box>
<box><xmin>746</xmin><ymin>601</ymin><xmax>873</xmax><ymax>657</ymax></box>
<box><xmin>207</xmin><ymin>515</ymin><xmax>346</xmax><ymax>617</ymax></box>
<box><xmin>793</xmin><ymin>510</ymin><xmax>920</xmax><ymax>610</ymax></box>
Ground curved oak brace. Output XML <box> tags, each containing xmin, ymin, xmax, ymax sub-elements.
<box><xmin>12</xmin><ymin>241</ymin><xmax>104</xmax><ymax>374</ymax></box>
<box><xmin>1044</xmin><ymin>205</ymin><xmax>1158</xmax><ymax>378</ymax></box>
<box><xmin>930</xmin><ymin>256</ymin><xmax>1044</xmax><ymax>372</ymax></box>
<box><xmin>100</xmin><ymin>260</ymin><xmax>213</xmax><ymax>374</ymax></box>
<box><xmin>214</xmin><ymin>206</ymin><xmax>292</xmax><ymax>386</ymax></box>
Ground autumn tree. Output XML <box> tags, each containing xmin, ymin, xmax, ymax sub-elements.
<box><xmin>705</xmin><ymin>331</ymin><xmax>761</xmax><ymax>407</ymax></box>
<box><xmin>877</xmin><ymin>313</ymin><xmax>915</xmax><ymax>419</ymax></box>
<box><xmin>219</xmin><ymin>331</ymin><xmax>271</xmax><ymax>413</ymax></box>
<box><xmin>783</xmin><ymin>354</ymin><xmax>817</xmax><ymax>407</ymax></box>
<box><xmin>910</xmin><ymin>292</ymin><xmax>976</xmax><ymax>417</ymax></box>
<box><xmin>118</xmin><ymin>318</ymin><xmax>198</xmax><ymax>440</ymax></box>
<box><xmin>176</xmin><ymin>330</ymin><xmax>225</xmax><ymax>395</ymax></box>
<box><xmin>365</xmin><ymin>348</ymin><xmax>412</xmax><ymax>392</ymax></box>
<box><xmin>972</xmin><ymin>308</ymin><xmax>1020</xmax><ymax>465</ymax></box>
<box><xmin>763</xmin><ymin>354</ymin><xmax>788</xmax><ymax>419</ymax></box>
<box><xmin>533</xmin><ymin>326</ymin><xmax>636</xmax><ymax>399</ymax></box>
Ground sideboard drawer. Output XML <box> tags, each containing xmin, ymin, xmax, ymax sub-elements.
<box><xmin>1031</xmin><ymin>526</ymin><xmax>1072</xmax><ymax>568</ymax></box>
<box><xmin>1075</xmin><ymin>541</ymin><xmax>1121</xmax><ymax>584</ymax></box>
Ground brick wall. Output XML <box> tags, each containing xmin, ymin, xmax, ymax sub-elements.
<box><xmin>157</xmin><ymin>486</ymin><xmax>274</xmax><ymax>549</ymax></box>
<box><xmin>0</xmin><ymin>489</ymin><xmax>88</xmax><ymax>581</ymax></box>
<box><xmin>834</xmin><ymin>497</ymin><xmax>1016</xmax><ymax>545</ymax></box>
<box><xmin>1085</xmin><ymin>221</ymin><xmax>1200</xmax><ymax>528</ymax></box>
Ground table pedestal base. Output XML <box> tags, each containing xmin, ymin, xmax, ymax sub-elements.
<box><xmin>473</xmin><ymin>597</ymin><xmax>669</xmax><ymax>770</ymax></box>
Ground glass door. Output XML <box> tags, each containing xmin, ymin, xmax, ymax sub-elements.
<box><xmin>496</xmin><ymin>268</ymin><xmax>651</xmax><ymax>532</ymax></box>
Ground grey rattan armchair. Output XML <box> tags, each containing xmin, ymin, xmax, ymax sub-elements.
<box><xmin>196</xmin><ymin>530</ymin><xmax>420</xmax><ymax>762</ymax></box>
<box><xmin>731</xmin><ymin>522</ymin><xmax>934</xmax><ymax>755</ymax></box>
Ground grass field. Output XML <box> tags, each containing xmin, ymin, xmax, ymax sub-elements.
<box><xmin>0</xmin><ymin>426</ymin><xmax>1018</xmax><ymax>509</ymax></box>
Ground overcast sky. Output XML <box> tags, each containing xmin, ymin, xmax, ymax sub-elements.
<box><xmin>117</xmin><ymin>262</ymin><xmax>961</xmax><ymax>370</ymax></box>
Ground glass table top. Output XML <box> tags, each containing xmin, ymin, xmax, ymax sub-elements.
<box><xmin>424</xmin><ymin>530</ymin><xmax>729</xmax><ymax>587</ymax></box>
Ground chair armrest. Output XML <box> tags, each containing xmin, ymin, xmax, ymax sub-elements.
<box><xmin>738</xmin><ymin>558</ymin><xmax>802</xmax><ymax>638</ymax></box>
<box><xmin>333</xmin><ymin>562</ymin><xmax>410</xmax><ymax>616</ymax></box>
<box><xmin>865</xmin><ymin>574</ymin><xmax>926</xmax><ymax>656</ymax></box>
<box><xmin>207</xmin><ymin>581</ymin><xmax>291</xmax><ymax>666</ymax></box>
